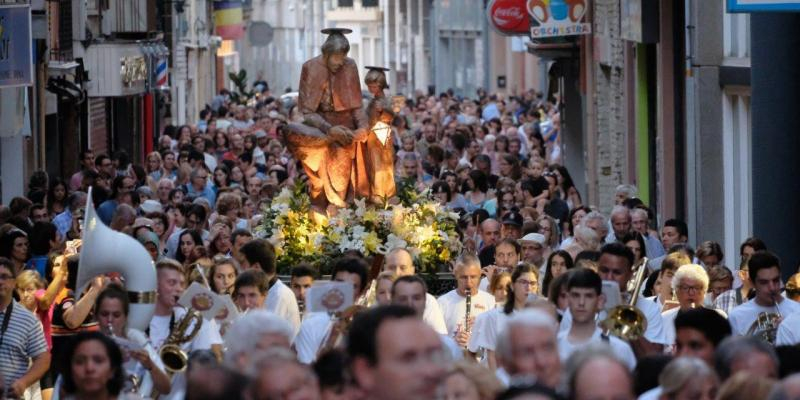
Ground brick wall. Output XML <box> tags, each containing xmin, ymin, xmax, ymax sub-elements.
<box><xmin>592</xmin><ymin>0</ymin><xmax>627</xmax><ymax>214</ymax></box>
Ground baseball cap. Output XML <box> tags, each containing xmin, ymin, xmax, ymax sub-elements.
<box><xmin>519</xmin><ymin>233</ymin><xmax>546</xmax><ymax>246</ymax></box>
<box><xmin>132</xmin><ymin>217</ymin><xmax>154</xmax><ymax>232</ymax></box>
<box><xmin>502</xmin><ymin>211</ymin><xmax>523</xmax><ymax>227</ymax></box>
<box><xmin>140</xmin><ymin>199</ymin><xmax>163</xmax><ymax>214</ymax></box>
<box><xmin>255</xmin><ymin>130</ymin><xmax>268</xmax><ymax>139</ymax></box>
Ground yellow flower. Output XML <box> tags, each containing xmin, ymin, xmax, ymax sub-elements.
<box><xmin>363</xmin><ymin>209</ymin><xmax>379</xmax><ymax>223</ymax></box>
<box><xmin>364</xmin><ymin>231</ymin><xmax>381</xmax><ymax>253</ymax></box>
<box><xmin>440</xmin><ymin>248</ymin><xmax>450</xmax><ymax>261</ymax></box>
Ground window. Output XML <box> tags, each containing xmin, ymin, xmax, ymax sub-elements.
<box><xmin>723</xmin><ymin>2</ymin><xmax>750</xmax><ymax>64</ymax></box>
<box><xmin>722</xmin><ymin>90</ymin><xmax>752</xmax><ymax>267</ymax></box>
<box><xmin>338</xmin><ymin>0</ymin><xmax>354</xmax><ymax>7</ymax></box>
<box><xmin>362</xmin><ymin>0</ymin><xmax>379</xmax><ymax>7</ymax></box>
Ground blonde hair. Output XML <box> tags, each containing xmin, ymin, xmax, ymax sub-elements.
<box><xmin>446</xmin><ymin>361</ymin><xmax>503</xmax><ymax>400</ymax></box>
<box><xmin>661</xmin><ymin>252</ymin><xmax>692</xmax><ymax>275</ymax></box>
<box><xmin>16</xmin><ymin>270</ymin><xmax>44</xmax><ymax>290</ymax></box>
<box><xmin>489</xmin><ymin>271</ymin><xmax>511</xmax><ymax>294</ymax></box>
<box><xmin>717</xmin><ymin>371</ymin><xmax>776</xmax><ymax>400</ymax></box>
<box><xmin>376</xmin><ymin>271</ymin><xmax>397</xmax><ymax>285</ymax></box>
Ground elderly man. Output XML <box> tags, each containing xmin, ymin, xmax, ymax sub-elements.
<box><xmin>438</xmin><ymin>254</ymin><xmax>495</xmax><ymax>346</ymax></box>
<box><xmin>565</xmin><ymin>344</ymin><xmax>636</xmax><ymax>400</ymax></box>
<box><xmin>630</xmin><ymin>208</ymin><xmax>665</xmax><ymax>258</ymax></box>
<box><xmin>519</xmin><ymin>232</ymin><xmax>547</xmax><ymax>268</ymax></box>
<box><xmin>606</xmin><ymin>205</ymin><xmax>632</xmax><ymax>243</ymax></box>
<box><xmin>156</xmin><ymin>178</ymin><xmax>175</xmax><ymax>205</ymax></box>
<box><xmin>383</xmin><ymin>248</ymin><xmax>447</xmax><ymax>334</ymax></box>
<box><xmin>495</xmin><ymin>309</ymin><xmax>561</xmax><ymax>388</ymax></box>
<box><xmin>661</xmin><ymin>264</ymin><xmax>726</xmax><ymax>352</ymax></box>
<box><xmin>715</xmin><ymin>336</ymin><xmax>779</xmax><ymax>380</ymax></box>
<box><xmin>248</xmin><ymin>348</ymin><xmax>321</xmax><ymax>400</ymax></box>
<box><xmin>223</xmin><ymin>310</ymin><xmax>294</xmax><ymax>370</ymax></box>
<box><xmin>349</xmin><ymin>305</ymin><xmax>447</xmax><ymax>400</ymax></box>
<box><xmin>582</xmin><ymin>211</ymin><xmax>609</xmax><ymax>245</ymax></box>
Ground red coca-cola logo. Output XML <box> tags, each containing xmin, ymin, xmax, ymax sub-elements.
<box><xmin>488</xmin><ymin>0</ymin><xmax>530</xmax><ymax>34</ymax></box>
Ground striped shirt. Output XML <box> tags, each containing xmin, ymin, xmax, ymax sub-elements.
<box><xmin>0</xmin><ymin>301</ymin><xmax>48</xmax><ymax>388</ymax></box>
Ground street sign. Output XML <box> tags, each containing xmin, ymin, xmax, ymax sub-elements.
<box><xmin>528</xmin><ymin>0</ymin><xmax>592</xmax><ymax>39</ymax></box>
<box><xmin>0</xmin><ymin>4</ymin><xmax>33</xmax><ymax>87</ymax></box>
<box><xmin>728</xmin><ymin>0</ymin><xmax>800</xmax><ymax>12</ymax></box>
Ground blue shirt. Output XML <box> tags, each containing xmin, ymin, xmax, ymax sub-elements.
<box><xmin>0</xmin><ymin>301</ymin><xmax>48</xmax><ymax>388</ymax></box>
<box><xmin>186</xmin><ymin>183</ymin><xmax>216</xmax><ymax>207</ymax></box>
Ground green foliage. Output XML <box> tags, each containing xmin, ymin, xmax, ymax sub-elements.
<box><xmin>227</xmin><ymin>70</ymin><xmax>256</xmax><ymax>106</ymax></box>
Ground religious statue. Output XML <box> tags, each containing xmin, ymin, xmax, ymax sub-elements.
<box><xmin>358</xmin><ymin>66</ymin><xmax>396</xmax><ymax>203</ymax></box>
<box><xmin>284</xmin><ymin>28</ymin><xmax>370</xmax><ymax>213</ymax></box>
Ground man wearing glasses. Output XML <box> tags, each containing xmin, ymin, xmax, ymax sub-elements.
<box><xmin>0</xmin><ymin>258</ymin><xmax>50</xmax><ymax>398</ymax></box>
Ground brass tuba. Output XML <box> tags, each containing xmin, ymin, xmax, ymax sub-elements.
<box><xmin>76</xmin><ymin>187</ymin><xmax>157</xmax><ymax>331</ymax></box>
<box><xmin>158</xmin><ymin>308</ymin><xmax>203</xmax><ymax>374</ymax></box>
<box><xmin>601</xmin><ymin>257</ymin><xmax>649</xmax><ymax>341</ymax></box>
<box><xmin>746</xmin><ymin>294</ymin><xmax>782</xmax><ymax>344</ymax></box>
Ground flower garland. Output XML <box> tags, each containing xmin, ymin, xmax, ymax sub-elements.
<box><xmin>259</xmin><ymin>184</ymin><xmax>462</xmax><ymax>274</ymax></box>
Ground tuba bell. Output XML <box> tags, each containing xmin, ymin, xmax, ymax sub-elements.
<box><xmin>601</xmin><ymin>257</ymin><xmax>649</xmax><ymax>341</ymax></box>
<box><xmin>76</xmin><ymin>187</ymin><xmax>158</xmax><ymax>331</ymax></box>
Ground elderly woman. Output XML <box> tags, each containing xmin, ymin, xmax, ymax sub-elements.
<box><xmin>662</xmin><ymin>264</ymin><xmax>726</xmax><ymax>353</ymax></box>
<box><xmin>656</xmin><ymin>357</ymin><xmax>719</xmax><ymax>400</ymax></box>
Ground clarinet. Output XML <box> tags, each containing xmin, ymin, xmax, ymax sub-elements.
<box><xmin>465</xmin><ymin>291</ymin><xmax>472</xmax><ymax>335</ymax></box>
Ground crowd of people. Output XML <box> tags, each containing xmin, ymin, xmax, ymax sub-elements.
<box><xmin>1</xmin><ymin>80</ymin><xmax>800</xmax><ymax>400</ymax></box>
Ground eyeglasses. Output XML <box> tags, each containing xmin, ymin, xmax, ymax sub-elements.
<box><xmin>678</xmin><ymin>285</ymin><xmax>703</xmax><ymax>293</ymax></box>
<box><xmin>516</xmin><ymin>279</ymin><xmax>537</xmax><ymax>287</ymax></box>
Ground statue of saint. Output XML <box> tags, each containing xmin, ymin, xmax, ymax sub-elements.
<box><xmin>284</xmin><ymin>28</ymin><xmax>369</xmax><ymax>213</ymax></box>
<box><xmin>358</xmin><ymin>66</ymin><xmax>396</xmax><ymax>203</ymax></box>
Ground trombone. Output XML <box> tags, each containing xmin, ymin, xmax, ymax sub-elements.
<box><xmin>600</xmin><ymin>257</ymin><xmax>649</xmax><ymax>341</ymax></box>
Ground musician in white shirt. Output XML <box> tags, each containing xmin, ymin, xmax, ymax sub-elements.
<box><xmin>437</xmin><ymin>254</ymin><xmax>495</xmax><ymax>348</ymax></box>
<box><xmin>382</xmin><ymin>247</ymin><xmax>447</xmax><ymax>334</ymax></box>
<box><xmin>729</xmin><ymin>251</ymin><xmax>800</xmax><ymax>336</ymax></box>
<box><xmin>567</xmin><ymin>243</ymin><xmax>667</xmax><ymax>355</ymax></box>
<box><xmin>95</xmin><ymin>285</ymin><xmax>171</xmax><ymax>396</ymax></box>
<box><xmin>239</xmin><ymin>239</ymin><xmax>301</xmax><ymax>336</ymax></box>
<box><xmin>294</xmin><ymin>256</ymin><xmax>369</xmax><ymax>364</ymax></box>
<box><xmin>149</xmin><ymin>260</ymin><xmax>223</xmax><ymax>399</ymax></box>
<box><xmin>478</xmin><ymin>238</ymin><xmax>519</xmax><ymax>292</ymax></box>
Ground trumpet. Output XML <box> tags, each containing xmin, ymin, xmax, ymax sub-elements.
<box><xmin>158</xmin><ymin>308</ymin><xmax>203</xmax><ymax>374</ymax></box>
<box><xmin>746</xmin><ymin>293</ymin><xmax>782</xmax><ymax>344</ymax></box>
<box><xmin>601</xmin><ymin>257</ymin><xmax>649</xmax><ymax>341</ymax></box>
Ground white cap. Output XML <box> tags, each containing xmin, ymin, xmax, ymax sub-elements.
<box><xmin>140</xmin><ymin>199</ymin><xmax>163</xmax><ymax>214</ymax></box>
<box><xmin>519</xmin><ymin>233</ymin><xmax>546</xmax><ymax>246</ymax></box>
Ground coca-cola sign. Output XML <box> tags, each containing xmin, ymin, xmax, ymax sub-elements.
<box><xmin>487</xmin><ymin>0</ymin><xmax>530</xmax><ymax>36</ymax></box>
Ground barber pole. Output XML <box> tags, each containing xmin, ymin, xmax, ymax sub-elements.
<box><xmin>156</xmin><ymin>58</ymin><xmax>168</xmax><ymax>89</ymax></box>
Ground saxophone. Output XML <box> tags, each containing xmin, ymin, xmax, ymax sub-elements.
<box><xmin>158</xmin><ymin>308</ymin><xmax>203</xmax><ymax>374</ymax></box>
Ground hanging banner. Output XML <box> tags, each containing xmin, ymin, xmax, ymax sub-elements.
<box><xmin>528</xmin><ymin>0</ymin><xmax>592</xmax><ymax>39</ymax></box>
<box><xmin>487</xmin><ymin>0</ymin><xmax>530</xmax><ymax>36</ymax></box>
<box><xmin>0</xmin><ymin>4</ymin><xmax>34</xmax><ymax>87</ymax></box>
<box><xmin>214</xmin><ymin>1</ymin><xmax>245</xmax><ymax>40</ymax></box>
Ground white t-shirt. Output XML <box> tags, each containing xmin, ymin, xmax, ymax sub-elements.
<box><xmin>424</xmin><ymin>293</ymin><xmax>448</xmax><ymax>335</ymax></box>
<box><xmin>441</xmin><ymin>334</ymin><xmax>464</xmax><ymax>361</ymax></box>
<box><xmin>265</xmin><ymin>279</ymin><xmax>301</xmax><ymax>337</ymax></box>
<box><xmin>467</xmin><ymin>307</ymin><xmax>509</xmax><ymax>353</ymax></box>
<box><xmin>148</xmin><ymin>307</ymin><xmax>223</xmax><ymax>352</ymax></box>
<box><xmin>776</xmin><ymin>310</ymin><xmax>800</xmax><ymax>346</ymax></box>
<box><xmin>559</xmin><ymin>293</ymin><xmax>667</xmax><ymax>345</ymax></box>
<box><xmin>294</xmin><ymin>312</ymin><xmax>333</xmax><ymax>364</ymax></box>
<box><xmin>557</xmin><ymin>327</ymin><xmax>637</xmax><ymax>370</ymax></box>
<box><xmin>729</xmin><ymin>297</ymin><xmax>800</xmax><ymax>335</ymax></box>
<box><xmin>437</xmin><ymin>289</ymin><xmax>496</xmax><ymax>337</ymax></box>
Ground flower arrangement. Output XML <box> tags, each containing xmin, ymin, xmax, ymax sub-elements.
<box><xmin>259</xmin><ymin>183</ymin><xmax>463</xmax><ymax>275</ymax></box>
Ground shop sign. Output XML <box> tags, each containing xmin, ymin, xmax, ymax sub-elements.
<box><xmin>528</xmin><ymin>0</ymin><xmax>592</xmax><ymax>39</ymax></box>
<box><xmin>487</xmin><ymin>0</ymin><xmax>530</xmax><ymax>36</ymax></box>
<box><xmin>728</xmin><ymin>0</ymin><xmax>800</xmax><ymax>12</ymax></box>
<box><xmin>0</xmin><ymin>5</ymin><xmax>33</xmax><ymax>87</ymax></box>
<box><xmin>120</xmin><ymin>55</ymin><xmax>147</xmax><ymax>87</ymax></box>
